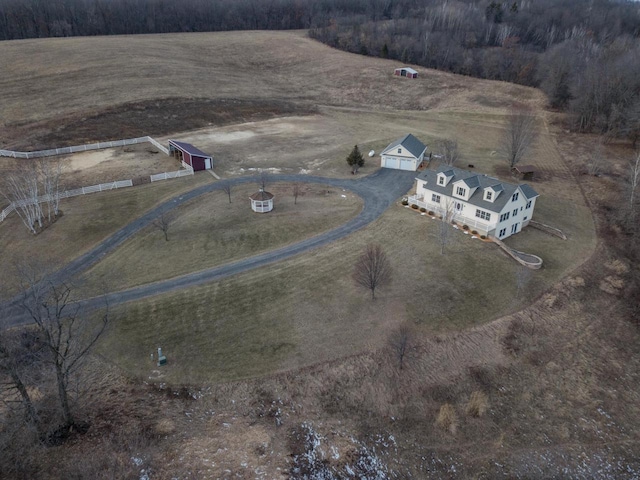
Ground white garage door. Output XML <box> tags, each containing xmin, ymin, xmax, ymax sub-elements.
<box><xmin>382</xmin><ymin>156</ymin><xmax>399</xmax><ymax>169</ymax></box>
<box><xmin>399</xmin><ymin>158</ymin><xmax>415</xmax><ymax>171</ymax></box>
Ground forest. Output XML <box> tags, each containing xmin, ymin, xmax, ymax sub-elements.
<box><xmin>0</xmin><ymin>0</ymin><xmax>639</xmax><ymax>139</ymax></box>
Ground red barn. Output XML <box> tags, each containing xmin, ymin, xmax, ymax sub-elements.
<box><xmin>169</xmin><ymin>140</ymin><xmax>213</xmax><ymax>171</ymax></box>
<box><xmin>394</xmin><ymin>67</ymin><xmax>418</xmax><ymax>78</ymax></box>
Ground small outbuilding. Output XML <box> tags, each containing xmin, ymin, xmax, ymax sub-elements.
<box><xmin>169</xmin><ymin>140</ymin><xmax>213</xmax><ymax>171</ymax></box>
<box><xmin>250</xmin><ymin>188</ymin><xmax>274</xmax><ymax>213</ymax></box>
<box><xmin>380</xmin><ymin>133</ymin><xmax>428</xmax><ymax>171</ymax></box>
<box><xmin>394</xmin><ymin>67</ymin><xmax>418</xmax><ymax>78</ymax></box>
<box><xmin>512</xmin><ymin>165</ymin><xmax>537</xmax><ymax>181</ymax></box>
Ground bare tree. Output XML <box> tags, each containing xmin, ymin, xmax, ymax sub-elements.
<box><xmin>388</xmin><ymin>324</ymin><xmax>412</xmax><ymax>370</ymax></box>
<box><xmin>2</xmin><ymin>163</ymin><xmax>43</xmax><ymax>234</ymax></box>
<box><xmin>629</xmin><ymin>150</ymin><xmax>640</xmax><ymax>211</ymax></box>
<box><xmin>222</xmin><ymin>183</ymin><xmax>232</xmax><ymax>203</ymax></box>
<box><xmin>500</xmin><ymin>107</ymin><xmax>538</xmax><ymax>169</ymax></box>
<box><xmin>438</xmin><ymin>139</ymin><xmax>461</xmax><ymax>166</ymax></box>
<box><xmin>38</xmin><ymin>158</ymin><xmax>64</xmax><ymax>223</ymax></box>
<box><xmin>259</xmin><ymin>170</ymin><xmax>270</xmax><ymax>190</ymax></box>
<box><xmin>17</xmin><ymin>268</ymin><xmax>109</xmax><ymax>431</ymax></box>
<box><xmin>0</xmin><ymin>331</ymin><xmax>39</xmax><ymax>427</ymax></box>
<box><xmin>438</xmin><ymin>199</ymin><xmax>457</xmax><ymax>255</ymax></box>
<box><xmin>353</xmin><ymin>244</ymin><xmax>392</xmax><ymax>300</ymax></box>
<box><xmin>153</xmin><ymin>213</ymin><xmax>171</xmax><ymax>241</ymax></box>
<box><xmin>292</xmin><ymin>183</ymin><xmax>301</xmax><ymax>205</ymax></box>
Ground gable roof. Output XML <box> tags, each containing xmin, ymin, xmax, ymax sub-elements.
<box><xmin>520</xmin><ymin>184</ymin><xmax>540</xmax><ymax>200</ymax></box>
<box><xmin>381</xmin><ymin>134</ymin><xmax>427</xmax><ymax>159</ymax></box>
<box><xmin>396</xmin><ymin>67</ymin><xmax>418</xmax><ymax>74</ymax></box>
<box><xmin>416</xmin><ymin>166</ymin><xmax>539</xmax><ymax>213</ymax></box>
<box><xmin>169</xmin><ymin>140</ymin><xmax>212</xmax><ymax>159</ymax></box>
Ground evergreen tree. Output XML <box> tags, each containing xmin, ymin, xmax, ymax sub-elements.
<box><xmin>346</xmin><ymin>145</ymin><xmax>365</xmax><ymax>174</ymax></box>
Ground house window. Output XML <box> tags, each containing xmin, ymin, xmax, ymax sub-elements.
<box><xmin>512</xmin><ymin>192</ymin><xmax>519</xmax><ymax>202</ymax></box>
<box><xmin>475</xmin><ymin>209</ymin><xmax>491</xmax><ymax>221</ymax></box>
<box><xmin>486</xmin><ymin>191</ymin><xmax>493</xmax><ymax>201</ymax></box>
<box><xmin>499</xmin><ymin>212</ymin><xmax>510</xmax><ymax>222</ymax></box>
<box><xmin>432</xmin><ymin>194</ymin><xmax>441</xmax><ymax>203</ymax></box>
<box><xmin>438</xmin><ymin>177</ymin><xmax>445</xmax><ymax>186</ymax></box>
<box><xmin>523</xmin><ymin>216</ymin><xmax>528</xmax><ymax>221</ymax></box>
<box><xmin>456</xmin><ymin>186</ymin><xmax>466</xmax><ymax>197</ymax></box>
<box><xmin>499</xmin><ymin>228</ymin><xmax>506</xmax><ymax>238</ymax></box>
<box><xmin>526</xmin><ymin>200</ymin><xmax>532</xmax><ymax>209</ymax></box>
<box><xmin>455</xmin><ymin>202</ymin><xmax>463</xmax><ymax>212</ymax></box>
<box><xmin>511</xmin><ymin>223</ymin><xmax>519</xmax><ymax>234</ymax></box>
<box><xmin>512</xmin><ymin>208</ymin><xmax>518</xmax><ymax>217</ymax></box>
<box><xmin>397</xmin><ymin>148</ymin><xmax>402</xmax><ymax>154</ymax></box>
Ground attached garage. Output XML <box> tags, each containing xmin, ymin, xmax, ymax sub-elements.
<box><xmin>168</xmin><ymin>140</ymin><xmax>213</xmax><ymax>171</ymax></box>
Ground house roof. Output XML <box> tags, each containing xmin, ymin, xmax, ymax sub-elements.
<box><xmin>169</xmin><ymin>140</ymin><xmax>212</xmax><ymax>159</ymax></box>
<box><xmin>381</xmin><ymin>134</ymin><xmax>427</xmax><ymax>159</ymax></box>
<box><xmin>520</xmin><ymin>184</ymin><xmax>540</xmax><ymax>200</ymax></box>
<box><xmin>250</xmin><ymin>189</ymin><xmax>274</xmax><ymax>201</ymax></box>
<box><xmin>416</xmin><ymin>166</ymin><xmax>539</xmax><ymax>213</ymax></box>
<box><xmin>396</xmin><ymin>67</ymin><xmax>418</xmax><ymax>74</ymax></box>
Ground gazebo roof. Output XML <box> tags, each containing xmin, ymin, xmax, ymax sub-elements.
<box><xmin>250</xmin><ymin>189</ymin><xmax>274</xmax><ymax>201</ymax></box>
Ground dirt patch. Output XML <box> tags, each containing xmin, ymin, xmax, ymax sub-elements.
<box><xmin>2</xmin><ymin>98</ymin><xmax>311</xmax><ymax>151</ymax></box>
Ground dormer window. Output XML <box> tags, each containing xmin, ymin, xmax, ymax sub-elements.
<box><xmin>438</xmin><ymin>176</ymin><xmax>445</xmax><ymax>186</ymax></box>
<box><xmin>456</xmin><ymin>186</ymin><xmax>466</xmax><ymax>197</ymax></box>
<box><xmin>485</xmin><ymin>191</ymin><xmax>492</xmax><ymax>201</ymax></box>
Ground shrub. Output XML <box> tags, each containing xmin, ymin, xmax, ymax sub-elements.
<box><xmin>411</xmin><ymin>204</ymin><xmax>419</xmax><ymax>209</ymax></box>
<box><xmin>451</xmin><ymin>221</ymin><xmax>457</xmax><ymax>225</ymax></box>
<box><xmin>401</xmin><ymin>199</ymin><xmax>409</xmax><ymax>206</ymax></box>
<box><xmin>428</xmin><ymin>211</ymin><xmax>434</xmax><ymax>216</ymax></box>
<box><xmin>435</xmin><ymin>403</ymin><xmax>458</xmax><ymax>434</ymax></box>
<box><xmin>465</xmin><ymin>391</ymin><xmax>488</xmax><ymax>417</ymax></box>
<box><xmin>419</xmin><ymin>207</ymin><xmax>426</xmax><ymax>212</ymax></box>
<box><xmin>463</xmin><ymin>225</ymin><xmax>469</xmax><ymax>230</ymax></box>
<box><xmin>480</xmin><ymin>235</ymin><xmax>486</xmax><ymax>239</ymax></box>
<box><xmin>471</xmin><ymin>230</ymin><xmax>478</xmax><ymax>235</ymax></box>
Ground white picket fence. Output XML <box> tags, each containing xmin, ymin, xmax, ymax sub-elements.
<box><xmin>0</xmin><ymin>180</ymin><xmax>133</xmax><ymax>223</ymax></box>
<box><xmin>150</xmin><ymin>160</ymin><xmax>194</xmax><ymax>182</ymax></box>
<box><xmin>0</xmin><ymin>136</ymin><xmax>169</xmax><ymax>159</ymax></box>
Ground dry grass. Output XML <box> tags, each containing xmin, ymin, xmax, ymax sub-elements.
<box><xmin>435</xmin><ymin>403</ymin><xmax>458</xmax><ymax>434</ymax></box>
<box><xmin>82</xmin><ymin>182</ymin><xmax>363</xmax><ymax>290</ymax></box>
<box><xmin>465</xmin><ymin>391</ymin><xmax>489</xmax><ymax>417</ymax></box>
<box><xmin>0</xmin><ymin>174</ymin><xmax>212</xmax><ymax>297</ymax></box>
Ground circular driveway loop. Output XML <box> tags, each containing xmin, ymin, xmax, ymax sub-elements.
<box><xmin>3</xmin><ymin>169</ymin><xmax>416</xmax><ymax>326</ymax></box>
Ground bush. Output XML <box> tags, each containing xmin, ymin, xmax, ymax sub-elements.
<box><xmin>419</xmin><ymin>207</ymin><xmax>426</xmax><ymax>212</ymax></box>
<box><xmin>480</xmin><ymin>235</ymin><xmax>486</xmax><ymax>239</ymax></box>
<box><xmin>451</xmin><ymin>221</ymin><xmax>457</xmax><ymax>225</ymax></box>
<box><xmin>428</xmin><ymin>211</ymin><xmax>434</xmax><ymax>216</ymax></box>
<box><xmin>435</xmin><ymin>403</ymin><xmax>458</xmax><ymax>434</ymax></box>
<box><xmin>411</xmin><ymin>204</ymin><xmax>419</xmax><ymax>209</ymax></box>
<box><xmin>401</xmin><ymin>199</ymin><xmax>409</xmax><ymax>206</ymax></box>
<box><xmin>471</xmin><ymin>230</ymin><xmax>478</xmax><ymax>235</ymax></box>
<box><xmin>465</xmin><ymin>391</ymin><xmax>488</xmax><ymax>417</ymax></box>
<box><xmin>463</xmin><ymin>225</ymin><xmax>469</xmax><ymax>230</ymax></box>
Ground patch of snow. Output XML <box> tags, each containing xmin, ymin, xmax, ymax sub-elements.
<box><xmin>471</xmin><ymin>235</ymin><xmax>478</xmax><ymax>239</ymax></box>
<box><xmin>341</xmin><ymin>194</ymin><xmax>347</xmax><ymax>198</ymax></box>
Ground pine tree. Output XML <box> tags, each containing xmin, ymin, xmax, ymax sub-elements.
<box><xmin>346</xmin><ymin>145</ymin><xmax>365</xmax><ymax>174</ymax></box>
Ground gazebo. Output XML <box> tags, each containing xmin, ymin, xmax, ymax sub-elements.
<box><xmin>250</xmin><ymin>188</ymin><xmax>274</xmax><ymax>213</ymax></box>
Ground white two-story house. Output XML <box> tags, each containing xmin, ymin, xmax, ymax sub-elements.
<box><xmin>409</xmin><ymin>166</ymin><xmax>539</xmax><ymax>240</ymax></box>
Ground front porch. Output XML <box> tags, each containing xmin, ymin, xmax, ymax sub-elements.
<box><xmin>407</xmin><ymin>195</ymin><xmax>494</xmax><ymax>235</ymax></box>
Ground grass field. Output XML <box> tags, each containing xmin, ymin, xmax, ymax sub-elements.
<box><xmin>0</xmin><ymin>174</ymin><xmax>213</xmax><ymax>297</ymax></box>
<box><xmin>97</xmin><ymin>188</ymin><xmax>595</xmax><ymax>384</ymax></box>
<box><xmin>81</xmin><ymin>182</ymin><xmax>363</xmax><ymax>289</ymax></box>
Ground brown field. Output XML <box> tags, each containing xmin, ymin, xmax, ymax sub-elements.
<box><xmin>5</xmin><ymin>30</ymin><xmax>637</xmax><ymax>479</ymax></box>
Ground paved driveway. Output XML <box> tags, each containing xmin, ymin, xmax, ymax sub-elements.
<box><xmin>2</xmin><ymin>168</ymin><xmax>416</xmax><ymax>326</ymax></box>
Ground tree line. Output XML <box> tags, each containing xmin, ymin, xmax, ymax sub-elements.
<box><xmin>309</xmin><ymin>0</ymin><xmax>640</xmax><ymax>141</ymax></box>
